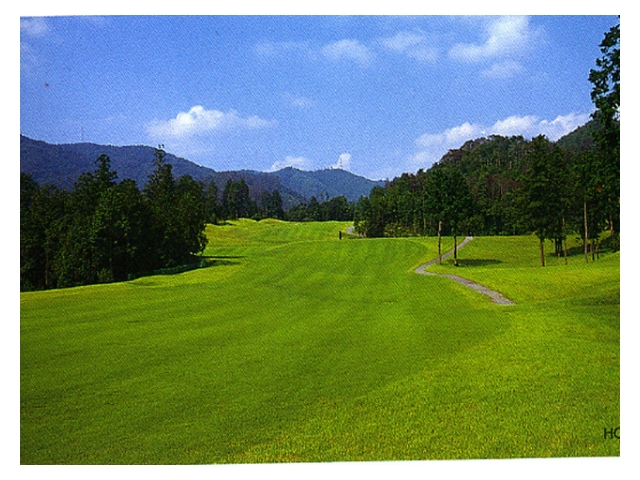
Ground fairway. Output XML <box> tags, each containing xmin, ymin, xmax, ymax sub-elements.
<box><xmin>20</xmin><ymin>220</ymin><xmax>619</xmax><ymax>464</ymax></box>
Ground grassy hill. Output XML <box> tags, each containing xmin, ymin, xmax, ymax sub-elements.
<box><xmin>20</xmin><ymin>222</ymin><xmax>619</xmax><ymax>463</ymax></box>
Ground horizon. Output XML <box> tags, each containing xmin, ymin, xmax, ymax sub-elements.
<box><xmin>20</xmin><ymin>15</ymin><xmax>618</xmax><ymax>180</ymax></box>
<box><xmin>20</xmin><ymin>133</ymin><xmax>386</xmax><ymax>180</ymax></box>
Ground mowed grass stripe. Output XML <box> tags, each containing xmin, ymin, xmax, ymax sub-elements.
<box><xmin>20</xmin><ymin>221</ymin><xmax>618</xmax><ymax>463</ymax></box>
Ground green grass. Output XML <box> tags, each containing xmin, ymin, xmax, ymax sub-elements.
<box><xmin>20</xmin><ymin>221</ymin><xmax>619</xmax><ymax>464</ymax></box>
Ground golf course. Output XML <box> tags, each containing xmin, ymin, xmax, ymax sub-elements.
<box><xmin>20</xmin><ymin>219</ymin><xmax>620</xmax><ymax>464</ymax></box>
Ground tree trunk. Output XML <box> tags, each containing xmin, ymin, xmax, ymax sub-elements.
<box><xmin>540</xmin><ymin>238</ymin><xmax>545</xmax><ymax>267</ymax></box>
<box><xmin>610</xmin><ymin>211</ymin><xmax>614</xmax><ymax>237</ymax></box>
<box><xmin>454</xmin><ymin>233</ymin><xmax>458</xmax><ymax>267</ymax></box>
<box><xmin>583</xmin><ymin>198</ymin><xmax>589</xmax><ymax>264</ymax></box>
<box><xmin>437</xmin><ymin>220</ymin><xmax>442</xmax><ymax>264</ymax></box>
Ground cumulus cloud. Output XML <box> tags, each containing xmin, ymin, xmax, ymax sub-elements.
<box><xmin>416</xmin><ymin>122</ymin><xmax>484</xmax><ymax>149</ymax></box>
<box><xmin>321</xmin><ymin>39</ymin><xmax>375</xmax><ymax>67</ymax></box>
<box><xmin>331</xmin><ymin>153</ymin><xmax>352</xmax><ymax>171</ymax></box>
<box><xmin>269</xmin><ymin>156</ymin><xmax>312</xmax><ymax>172</ymax></box>
<box><xmin>537</xmin><ymin>113</ymin><xmax>591</xmax><ymax>141</ymax></box>
<box><xmin>449</xmin><ymin>16</ymin><xmax>537</xmax><ymax>63</ymax></box>
<box><xmin>411</xmin><ymin>113</ymin><xmax>590</xmax><ymax>168</ymax></box>
<box><xmin>147</xmin><ymin>106</ymin><xmax>275</xmax><ymax>139</ymax></box>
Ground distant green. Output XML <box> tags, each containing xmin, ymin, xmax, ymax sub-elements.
<box><xmin>20</xmin><ymin>220</ymin><xmax>619</xmax><ymax>464</ymax></box>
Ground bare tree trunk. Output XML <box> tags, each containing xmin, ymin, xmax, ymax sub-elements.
<box><xmin>610</xmin><ymin>211</ymin><xmax>614</xmax><ymax>237</ymax></box>
<box><xmin>540</xmin><ymin>238</ymin><xmax>545</xmax><ymax>267</ymax></box>
<box><xmin>437</xmin><ymin>220</ymin><xmax>442</xmax><ymax>264</ymax></box>
<box><xmin>454</xmin><ymin>233</ymin><xmax>458</xmax><ymax>267</ymax></box>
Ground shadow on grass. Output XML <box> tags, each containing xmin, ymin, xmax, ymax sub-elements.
<box><xmin>450</xmin><ymin>259</ymin><xmax>503</xmax><ymax>267</ymax></box>
<box><xmin>201</xmin><ymin>255</ymin><xmax>246</xmax><ymax>267</ymax></box>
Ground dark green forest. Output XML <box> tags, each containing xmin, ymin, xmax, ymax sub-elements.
<box><xmin>21</xmin><ymin>149</ymin><xmax>209</xmax><ymax>290</ymax></box>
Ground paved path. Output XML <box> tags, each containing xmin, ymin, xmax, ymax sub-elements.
<box><xmin>414</xmin><ymin>237</ymin><xmax>515</xmax><ymax>305</ymax></box>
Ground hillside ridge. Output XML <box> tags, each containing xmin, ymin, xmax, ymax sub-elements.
<box><xmin>20</xmin><ymin>135</ymin><xmax>384</xmax><ymax>206</ymax></box>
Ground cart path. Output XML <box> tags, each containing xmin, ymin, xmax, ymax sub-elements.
<box><xmin>414</xmin><ymin>236</ymin><xmax>515</xmax><ymax>305</ymax></box>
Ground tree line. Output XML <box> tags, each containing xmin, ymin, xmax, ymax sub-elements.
<box><xmin>352</xmin><ymin>130</ymin><xmax>618</xmax><ymax>266</ymax></box>
<box><xmin>21</xmin><ymin>147</ymin><xmax>357</xmax><ymax>291</ymax></box>
<box><xmin>206</xmin><ymin>177</ymin><xmax>354</xmax><ymax>223</ymax></box>
<box><xmin>21</xmin><ymin>148</ymin><xmax>210</xmax><ymax>291</ymax></box>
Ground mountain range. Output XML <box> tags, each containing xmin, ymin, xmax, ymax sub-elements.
<box><xmin>19</xmin><ymin>135</ymin><xmax>385</xmax><ymax>207</ymax></box>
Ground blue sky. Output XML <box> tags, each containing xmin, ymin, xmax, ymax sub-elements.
<box><xmin>20</xmin><ymin>14</ymin><xmax>619</xmax><ymax>180</ymax></box>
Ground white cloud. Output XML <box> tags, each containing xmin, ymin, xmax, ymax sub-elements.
<box><xmin>322</xmin><ymin>39</ymin><xmax>375</xmax><ymax>67</ymax></box>
<box><xmin>538</xmin><ymin>113</ymin><xmax>591</xmax><ymax>141</ymax></box>
<box><xmin>147</xmin><ymin>106</ymin><xmax>275</xmax><ymax>139</ymax></box>
<box><xmin>331</xmin><ymin>153</ymin><xmax>352</xmax><ymax>171</ymax></box>
<box><xmin>379</xmin><ymin>30</ymin><xmax>438</xmax><ymax>62</ymax></box>
<box><xmin>415</xmin><ymin>122</ymin><xmax>485</xmax><ymax>149</ymax></box>
<box><xmin>283</xmin><ymin>93</ymin><xmax>315</xmax><ymax>109</ymax></box>
<box><xmin>270</xmin><ymin>156</ymin><xmax>312</xmax><ymax>172</ymax></box>
<box><xmin>380</xmin><ymin>30</ymin><xmax>425</xmax><ymax>52</ymax></box>
<box><xmin>411</xmin><ymin>113</ymin><xmax>590</xmax><ymax>168</ymax></box>
<box><xmin>491</xmin><ymin>115</ymin><xmax>539</xmax><ymax>137</ymax></box>
<box><xmin>449</xmin><ymin>16</ymin><xmax>538</xmax><ymax>63</ymax></box>
<box><xmin>481</xmin><ymin>60</ymin><xmax>525</xmax><ymax>79</ymax></box>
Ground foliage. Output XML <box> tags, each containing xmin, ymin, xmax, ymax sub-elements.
<box><xmin>588</xmin><ymin>21</ymin><xmax>620</xmax><ymax>239</ymax></box>
<box><xmin>354</xmin><ymin>135</ymin><xmax>530</xmax><ymax>238</ymax></box>
<box><xmin>20</xmin><ymin>149</ymin><xmax>208</xmax><ymax>290</ymax></box>
<box><xmin>286</xmin><ymin>195</ymin><xmax>354</xmax><ymax>223</ymax></box>
<box><xmin>222</xmin><ymin>178</ymin><xmax>257</xmax><ymax>220</ymax></box>
<box><xmin>518</xmin><ymin>136</ymin><xmax>569</xmax><ymax>265</ymax></box>
<box><xmin>589</xmin><ymin>22</ymin><xmax>620</xmax><ymax>128</ymax></box>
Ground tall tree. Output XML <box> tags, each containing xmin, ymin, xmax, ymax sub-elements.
<box><xmin>589</xmin><ymin>21</ymin><xmax>620</xmax><ymax>242</ymax></box>
<box><xmin>175</xmin><ymin>175</ymin><xmax>208</xmax><ymax>261</ymax></box>
<box><xmin>20</xmin><ymin>175</ymin><xmax>67</xmax><ymax>289</ymax></box>
<box><xmin>424</xmin><ymin>168</ymin><xmax>448</xmax><ymax>263</ymax></box>
<box><xmin>589</xmin><ymin>22</ymin><xmax>620</xmax><ymax>129</ymax></box>
<box><xmin>222</xmin><ymin>179</ymin><xmax>256</xmax><ymax>220</ymax></box>
<box><xmin>203</xmin><ymin>179</ymin><xmax>220</xmax><ymax>224</ymax></box>
<box><xmin>441</xmin><ymin>167</ymin><xmax>473</xmax><ymax>266</ymax></box>
<box><xmin>519</xmin><ymin>136</ymin><xmax>567</xmax><ymax>266</ymax></box>
<box><xmin>144</xmin><ymin>146</ymin><xmax>180</xmax><ymax>267</ymax></box>
<box><xmin>258</xmin><ymin>190</ymin><xmax>285</xmax><ymax>220</ymax></box>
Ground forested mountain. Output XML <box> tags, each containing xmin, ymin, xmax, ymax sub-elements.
<box><xmin>272</xmin><ymin>167</ymin><xmax>384</xmax><ymax>203</ymax></box>
<box><xmin>556</xmin><ymin>119</ymin><xmax>603</xmax><ymax>152</ymax></box>
<box><xmin>19</xmin><ymin>135</ymin><xmax>383</xmax><ymax>207</ymax></box>
<box><xmin>353</xmin><ymin>114</ymin><xmax>619</xmax><ymax>267</ymax></box>
<box><xmin>20</xmin><ymin>136</ymin><xmax>213</xmax><ymax>190</ymax></box>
